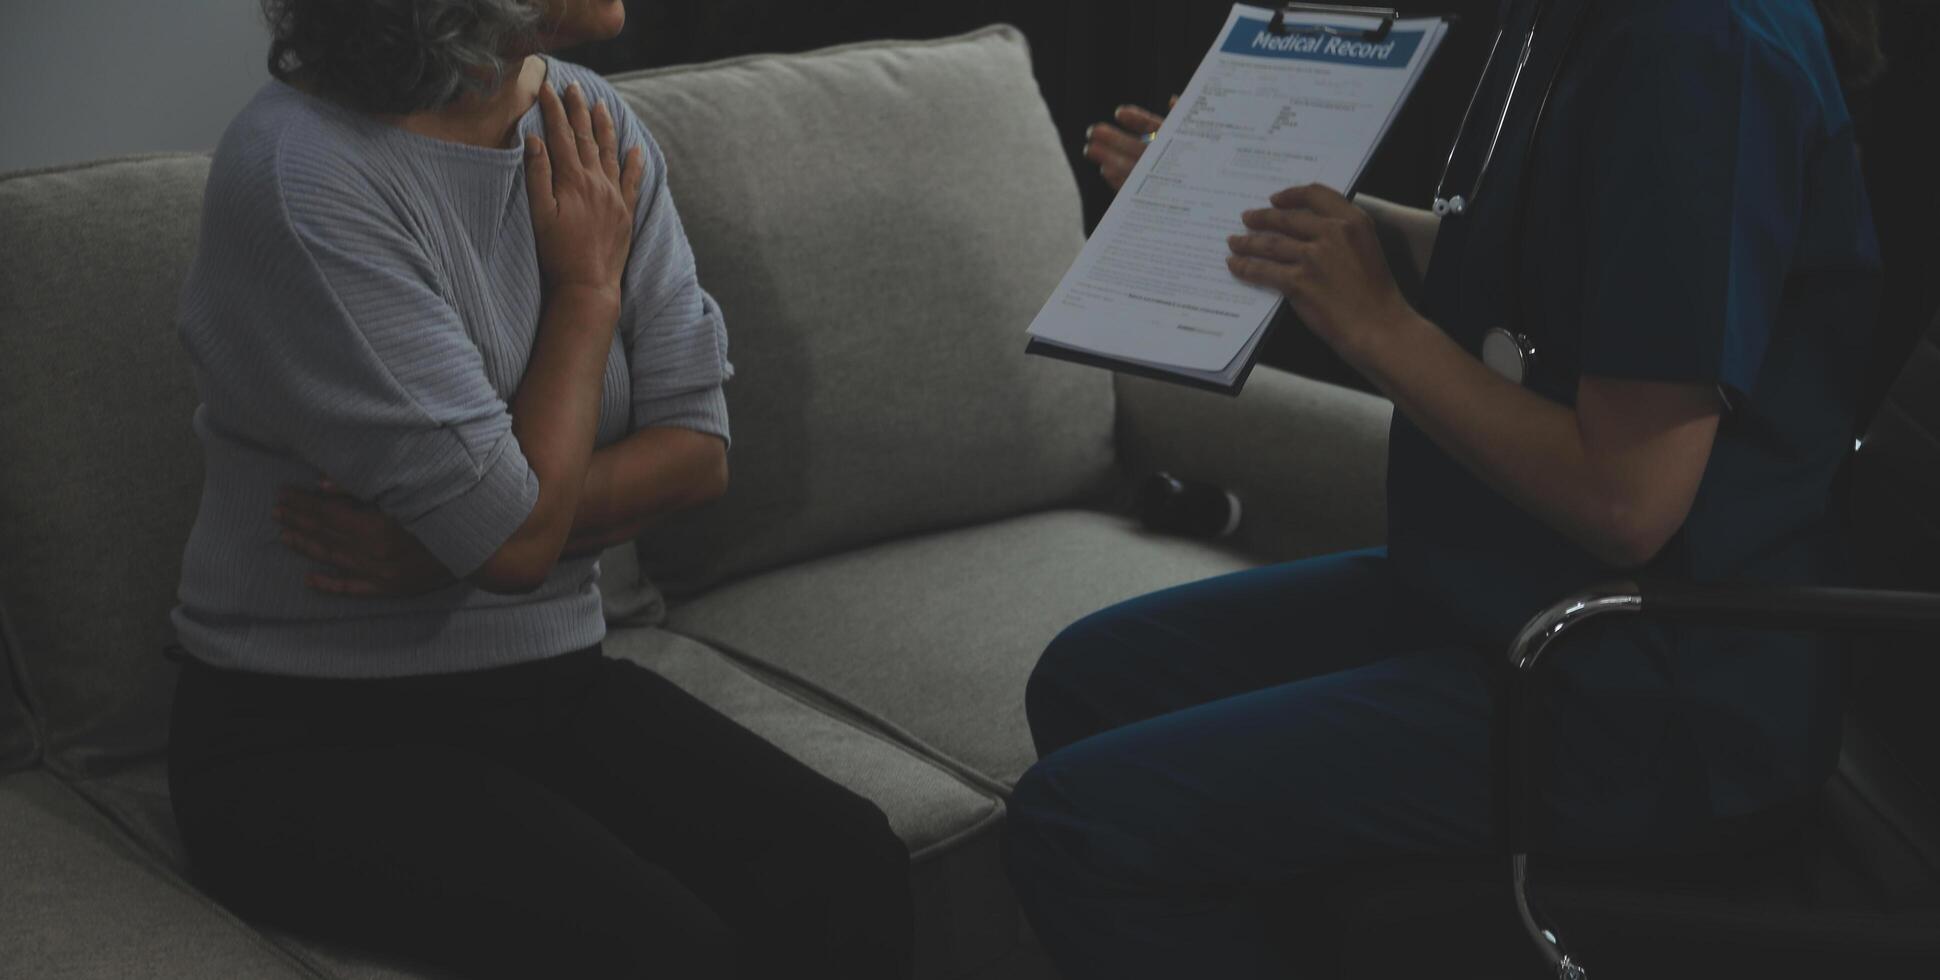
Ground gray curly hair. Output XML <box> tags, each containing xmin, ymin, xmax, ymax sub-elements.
<box><xmin>263</xmin><ymin>0</ymin><xmax>544</xmax><ymax>115</ymax></box>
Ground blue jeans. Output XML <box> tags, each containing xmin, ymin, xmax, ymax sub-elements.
<box><xmin>1003</xmin><ymin>549</ymin><xmax>1707</xmax><ymax>979</ymax></box>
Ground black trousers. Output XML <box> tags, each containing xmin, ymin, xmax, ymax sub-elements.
<box><xmin>167</xmin><ymin>646</ymin><xmax>914</xmax><ymax>980</ymax></box>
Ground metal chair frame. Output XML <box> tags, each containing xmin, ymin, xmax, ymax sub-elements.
<box><xmin>1503</xmin><ymin>581</ymin><xmax>1940</xmax><ymax>978</ymax></box>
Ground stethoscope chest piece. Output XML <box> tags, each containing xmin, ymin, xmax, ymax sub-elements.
<box><xmin>1482</xmin><ymin>327</ymin><xmax>1537</xmax><ymax>385</ymax></box>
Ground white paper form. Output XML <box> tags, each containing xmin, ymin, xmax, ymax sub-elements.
<box><xmin>1028</xmin><ymin>6</ymin><xmax>1447</xmax><ymax>379</ymax></box>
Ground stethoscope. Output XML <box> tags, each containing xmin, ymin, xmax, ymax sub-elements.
<box><xmin>1431</xmin><ymin>0</ymin><xmax>1592</xmax><ymax>387</ymax></box>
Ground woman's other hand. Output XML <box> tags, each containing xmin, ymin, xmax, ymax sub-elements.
<box><xmin>275</xmin><ymin>479</ymin><xmax>456</xmax><ymax>598</ymax></box>
<box><xmin>1226</xmin><ymin>183</ymin><xmax>1414</xmax><ymax>365</ymax></box>
<box><xmin>525</xmin><ymin>82</ymin><xmax>645</xmax><ymax>303</ymax></box>
<box><xmin>1083</xmin><ymin>97</ymin><xmax>1177</xmax><ymax>192</ymax></box>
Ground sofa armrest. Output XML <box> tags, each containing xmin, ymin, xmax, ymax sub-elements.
<box><xmin>1113</xmin><ymin>366</ymin><xmax>1393</xmax><ymax>562</ymax></box>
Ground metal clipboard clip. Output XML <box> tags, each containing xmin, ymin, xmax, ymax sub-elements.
<box><xmin>1267</xmin><ymin>3</ymin><xmax>1400</xmax><ymax>42</ymax></box>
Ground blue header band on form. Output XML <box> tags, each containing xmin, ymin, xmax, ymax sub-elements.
<box><xmin>1219</xmin><ymin>18</ymin><xmax>1423</xmax><ymax>67</ymax></box>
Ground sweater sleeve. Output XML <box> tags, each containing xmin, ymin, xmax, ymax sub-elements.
<box><xmin>179</xmin><ymin>138</ymin><xmax>538</xmax><ymax>578</ymax></box>
<box><xmin>601</xmin><ymin>84</ymin><xmax>734</xmax><ymax>445</ymax></box>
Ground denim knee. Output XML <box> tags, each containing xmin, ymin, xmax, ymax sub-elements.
<box><xmin>1005</xmin><ymin>755</ymin><xmax>1110</xmax><ymax>919</ymax></box>
<box><xmin>1003</xmin><ymin>762</ymin><xmax>1057</xmax><ymax>873</ymax></box>
<box><xmin>1024</xmin><ymin>614</ymin><xmax>1116</xmax><ymax>756</ymax></box>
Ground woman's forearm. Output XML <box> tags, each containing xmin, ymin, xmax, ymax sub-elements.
<box><xmin>1348</xmin><ymin>312</ymin><xmax>1718</xmax><ymax>569</ymax></box>
<box><xmin>560</xmin><ymin>426</ymin><xmax>728</xmax><ymax>559</ymax></box>
<box><xmin>1356</xmin><ymin>313</ymin><xmax>1616</xmax><ymax>554</ymax></box>
<box><xmin>1229</xmin><ymin>186</ymin><xmax>1721</xmax><ymax>573</ymax></box>
<box><xmin>469</xmin><ymin>286</ymin><xmax>620</xmax><ymax>591</ymax></box>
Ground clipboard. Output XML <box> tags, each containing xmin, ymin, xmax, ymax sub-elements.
<box><xmin>1025</xmin><ymin>3</ymin><xmax>1451</xmax><ymax>396</ymax></box>
<box><xmin>1025</xmin><ymin>324</ymin><xmax>1284</xmax><ymax>396</ymax></box>
<box><xmin>1267</xmin><ymin>3</ymin><xmax>1399</xmax><ymax>40</ymax></box>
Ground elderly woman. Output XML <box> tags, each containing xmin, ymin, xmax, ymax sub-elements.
<box><xmin>164</xmin><ymin>2</ymin><xmax>912</xmax><ymax>976</ymax></box>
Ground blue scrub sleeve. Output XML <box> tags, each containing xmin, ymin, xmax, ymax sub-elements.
<box><xmin>1575</xmin><ymin>19</ymin><xmax>1815</xmax><ymax>402</ymax></box>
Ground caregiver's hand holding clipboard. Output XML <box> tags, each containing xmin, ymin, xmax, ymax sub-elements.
<box><xmin>1025</xmin><ymin>4</ymin><xmax>1449</xmax><ymax>392</ymax></box>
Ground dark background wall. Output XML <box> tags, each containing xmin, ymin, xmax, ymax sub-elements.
<box><xmin>562</xmin><ymin>1</ymin><xmax>1937</xmax><ymax>402</ymax></box>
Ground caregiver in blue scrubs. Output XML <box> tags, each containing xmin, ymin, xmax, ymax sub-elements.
<box><xmin>1005</xmin><ymin>1</ymin><xmax>1884</xmax><ymax>976</ymax></box>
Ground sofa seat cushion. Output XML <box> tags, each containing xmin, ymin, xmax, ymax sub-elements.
<box><xmin>665</xmin><ymin>509</ymin><xmax>1261</xmax><ymax>791</ymax></box>
<box><xmin>68</xmin><ymin>629</ymin><xmax>1016</xmax><ymax>980</ymax></box>
<box><xmin>0</xmin><ymin>769</ymin><xmax>314</xmax><ymax>979</ymax></box>
<box><xmin>610</xmin><ymin>27</ymin><xmax>1116</xmax><ymax>596</ymax></box>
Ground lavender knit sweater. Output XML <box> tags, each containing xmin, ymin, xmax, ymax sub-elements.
<box><xmin>172</xmin><ymin>57</ymin><xmax>731</xmax><ymax>678</ymax></box>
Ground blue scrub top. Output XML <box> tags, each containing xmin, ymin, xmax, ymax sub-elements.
<box><xmin>1388</xmin><ymin>0</ymin><xmax>1881</xmax><ymax>817</ymax></box>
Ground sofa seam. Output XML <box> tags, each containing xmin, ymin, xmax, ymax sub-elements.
<box><xmin>38</xmin><ymin>769</ymin><xmax>338</xmax><ymax>980</ymax></box>
<box><xmin>633</xmin><ymin>630</ymin><xmax>1010</xmax><ymax>862</ymax></box>
<box><xmin>657</xmin><ymin>625</ymin><xmax>1021</xmax><ymax>810</ymax></box>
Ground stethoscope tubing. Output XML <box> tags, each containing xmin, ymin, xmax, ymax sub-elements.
<box><xmin>1433</xmin><ymin>8</ymin><xmax>1546</xmax><ymax>218</ymax></box>
<box><xmin>1435</xmin><ymin>0</ymin><xmax>1594</xmax><ymax>382</ymax></box>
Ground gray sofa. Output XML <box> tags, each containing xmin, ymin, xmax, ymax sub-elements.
<box><xmin>0</xmin><ymin>27</ymin><xmax>1393</xmax><ymax>979</ymax></box>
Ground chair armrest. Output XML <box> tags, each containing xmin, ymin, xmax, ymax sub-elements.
<box><xmin>1639</xmin><ymin>581</ymin><xmax>1940</xmax><ymax>633</ymax></box>
<box><xmin>1507</xmin><ymin>581</ymin><xmax>1940</xmax><ymax>671</ymax></box>
<box><xmin>1113</xmin><ymin>365</ymin><xmax>1393</xmax><ymax>562</ymax></box>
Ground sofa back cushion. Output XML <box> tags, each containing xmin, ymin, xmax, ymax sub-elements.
<box><xmin>613</xmin><ymin>27</ymin><xmax>1117</xmax><ymax>596</ymax></box>
<box><xmin>0</xmin><ymin>155</ymin><xmax>211</xmax><ymax>774</ymax></box>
